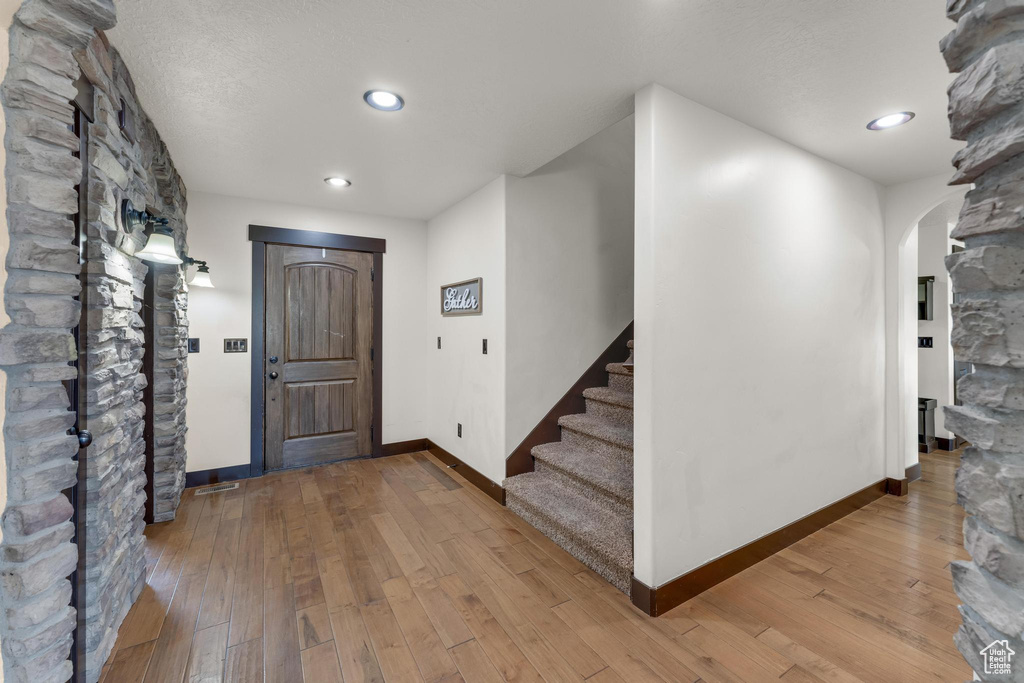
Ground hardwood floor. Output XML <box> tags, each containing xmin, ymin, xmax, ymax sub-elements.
<box><xmin>100</xmin><ymin>448</ymin><xmax>972</xmax><ymax>682</ymax></box>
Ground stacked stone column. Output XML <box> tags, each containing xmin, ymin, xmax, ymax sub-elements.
<box><xmin>941</xmin><ymin>0</ymin><xmax>1024</xmax><ymax>678</ymax></box>
<box><xmin>0</xmin><ymin>1</ymin><xmax>189</xmax><ymax>681</ymax></box>
<box><xmin>0</xmin><ymin>3</ymin><xmax>113</xmax><ymax>682</ymax></box>
<box><xmin>151</xmin><ymin>264</ymin><xmax>188</xmax><ymax>522</ymax></box>
<box><xmin>75</xmin><ymin>32</ymin><xmax>189</xmax><ymax>683</ymax></box>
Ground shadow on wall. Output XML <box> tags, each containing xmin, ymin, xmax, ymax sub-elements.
<box><xmin>504</xmin><ymin>114</ymin><xmax>635</xmax><ymax>456</ymax></box>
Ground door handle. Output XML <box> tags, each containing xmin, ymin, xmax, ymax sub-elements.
<box><xmin>269</xmin><ymin>371</ymin><xmax>279</xmax><ymax>380</ymax></box>
<box><xmin>77</xmin><ymin>430</ymin><xmax>92</xmax><ymax>447</ymax></box>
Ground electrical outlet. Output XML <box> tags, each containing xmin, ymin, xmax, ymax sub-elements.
<box><xmin>918</xmin><ymin>337</ymin><xmax>934</xmax><ymax>348</ymax></box>
<box><xmin>457</xmin><ymin>423</ymin><xmax>462</xmax><ymax>438</ymax></box>
<box><xmin>187</xmin><ymin>338</ymin><xmax>200</xmax><ymax>353</ymax></box>
<box><xmin>482</xmin><ymin>339</ymin><xmax>488</xmax><ymax>354</ymax></box>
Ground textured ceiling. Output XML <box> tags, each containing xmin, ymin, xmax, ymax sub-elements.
<box><xmin>108</xmin><ymin>0</ymin><xmax>961</xmax><ymax>220</ymax></box>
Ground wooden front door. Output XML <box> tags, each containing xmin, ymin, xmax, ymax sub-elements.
<box><xmin>264</xmin><ymin>245</ymin><xmax>374</xmax><ymax>470</ymax></box>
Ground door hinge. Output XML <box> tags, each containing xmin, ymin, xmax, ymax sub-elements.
<box><xmin>371</xmin><ymin>267</ymin><xmax>374</xmax><ymax>282</ymax></box>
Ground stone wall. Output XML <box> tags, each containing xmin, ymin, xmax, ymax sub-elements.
<box><xmin>0</xmin><ymin>1</ymin><xmax>189</xmax><ymax>681</ymax></box>
<box><xmin>941</xmin><ymin>1</ymin><xmax>1024</xmax><ymax>679</ymax></box>
<box><xmin>80</xmin><ymin>40</ymin><xmax>189</xmax><ymax>681</ymax></box>
<box><xmin>100</xmin><ymin>45</ymin><xmax>189</xmax><ymax>526</ymax></box>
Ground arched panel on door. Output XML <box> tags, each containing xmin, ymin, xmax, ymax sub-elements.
<box><xmin>283</xmin><ymin>262</ymin><xmax>358</xmax><ymax>363</ymax></box>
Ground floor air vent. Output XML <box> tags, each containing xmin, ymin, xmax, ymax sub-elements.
<box><xmin>195</xmin><ymin>482</ymin><xmax>239</xmax><ymax>496</ymax></box>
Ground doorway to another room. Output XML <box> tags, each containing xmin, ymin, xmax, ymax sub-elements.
<box><xmin>914</xmin><ymin>199</ymin><xmax>968</xmax><ymax>459</ymax></box>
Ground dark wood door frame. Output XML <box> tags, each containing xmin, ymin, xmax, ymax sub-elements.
<box><xmin>248</xmin><ymin>225</ymin><xmax>385</xmax><ymax>477</ymax></box>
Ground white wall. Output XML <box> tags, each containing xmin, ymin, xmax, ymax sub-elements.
<box><xmin>425</xmin><ymin>178</ymin><xmax>508</xmax><ymax>484</ymax></box>
<box><xmin>504</xmin><ymin>116</ymin><xmax>635</xmax><ymax>453</ymax></box>
<box><xmin>188</xmin><ymin>121</ymin><xmax>634</xmax><ymax>482</ymax></box>
<box><xmin>184</xmin><ymin>192</ymin><xmax>428</xmax><ymax>473</ymax></box>
<box><xmin>917</xmin><ymin>204</ymin><xmax>960</xmax><ymax>442</ymax></box>
<box><xmin>634</xmin><ymin>84</ymin><xmax>886</xmax><ymax>587</ymax></box>
<box><xmin>903</xmin><ymin>225</ymin><xmax>919</xmax><ymax>463</ymax></box>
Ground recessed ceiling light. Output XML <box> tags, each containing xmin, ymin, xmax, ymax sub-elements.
<box><xmin>867</xmin><ymin>112</ymin><xmax>915</xmax><ymax>130</ymax></box>
<box><xmin>364</xmin><ymin>90</ymin><xmax>404</xmax><ymax>111</ymax></box>
<box><xmin>324</xmin><ymin>177</ymin><xmax>351</xmax><ymax>188</ymax></box>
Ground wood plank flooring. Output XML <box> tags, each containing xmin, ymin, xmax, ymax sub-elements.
<box><xmin>100</xmin><ymin>448</ymin><xmax>972</xmax><ymax>682</ymax></box>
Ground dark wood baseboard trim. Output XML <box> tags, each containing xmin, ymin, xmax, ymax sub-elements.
<box><xmin>887</xmin><ymin>461</ymin><xmax>925</xmax><ymax>496</ymax></box>
<box><xmin>918</xmin><ymin>440</ymin><xmax>936</xmax><ymax>454</ymax></box>
<box><xmin>935</xmin><ymin>437</ymin><xmax>956</xmax><ymax>452</ymax></box>
<box><xmin>185</xmin><ymin>464</ymin><xmax>251</xmax><ymax>489</ymax></box>
<box><xmin>630</xmin><ymin>478</ymin><xmax>889</xmax><ymax>616</ymax></box>
<box><xmin>506</xmin><ymin>321</ymin><xmax>633</xmax><ymax>478</ymax></box>
<box><xmin>382</xmin><ymin>439</ymin><xmax>429</xmax><ymax>457</ymax></box>
<box><xmin>427</xmin><ymin>440</ymin><xmax>505</xmax><ymax>506</ymax></box>
<box><xmin>630</xmin><ymin>577</ymin><xmax>654</xmax><ymax>616</ymax></box>
<box><xmin>886</xmin><ymin>478</ymin><xmax>910</xmax><ymax>496</ymax></box>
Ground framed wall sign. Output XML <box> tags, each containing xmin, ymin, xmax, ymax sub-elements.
<box><xmin>441</xmin><ymin>277</ymin><xmax>483</xmax><ymax>316</ymax></box>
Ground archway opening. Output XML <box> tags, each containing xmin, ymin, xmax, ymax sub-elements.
<box><xmin>893</xmin><ymin>190</ymin><xmax>968</xmax><ymax>484</ymax></box>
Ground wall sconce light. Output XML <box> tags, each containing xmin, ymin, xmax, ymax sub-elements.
<box><xmin>184</xmin><ymin>256</ymin><xmax>214</xmax><ymax>288</ymax></box>
<box><xmin>122</xmin><ymin>198</ymin><xmax>183</xmax><ymax>265</ymax></box>
<box><xmin>135</xmin><ymin>224</ymin><xmax>183</xmax><ymax>264</ymax></box>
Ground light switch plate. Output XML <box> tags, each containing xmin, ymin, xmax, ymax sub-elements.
<box><xmin>224</xmin><ymin>338</ymin><xmax>248</xmax><ymax>353</ymax></box>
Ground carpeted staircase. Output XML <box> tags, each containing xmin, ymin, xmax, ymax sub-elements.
<box><xmin>504</xmin><ymin>340</ymin><xmax>633</xmax><ymax>592</ymax></box>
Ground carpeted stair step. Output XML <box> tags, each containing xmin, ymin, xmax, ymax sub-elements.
<box><xmin>583</xmin><ymin>386</ymin><xmax>632</xmax><ymax>428</ymax></box>
<box><xmin>505</xmin><ymin>471</ymin><xmax>632</xmax><ymax>592</ymax></box>
<box><xmin>531</xmin><ymin>442</ymin><xmax>632</xmax><ymax>514</ymax></box>
<box><xmin>558</xmin><ymin>413</ymin><xmax>632</xmax><ymax>459</ymax></box>
<box><xmin>606</xmin><ymin>362</ymin><xmax>633</xmax><ymax>392</ymax></box>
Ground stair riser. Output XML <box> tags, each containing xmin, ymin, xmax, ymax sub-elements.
<box><xmin>534</xmin><ymin>459</ymin><xmax>632</xmax><ymax>517</ymax></box>
<box><xmin>506</xmin><ymin>493</ymin><xmax>632</xmax><ymax>593</ymax></box>
<box><xmin>585</xmin><ymin>397</ymin><xmax>632</xmax><ymax>428</ymax></box>
<box><xmin>608</xmin><ymin>373</ymin><xmax>633</xmax><ymax>393</ymax></box>
<box><xmin>561</xmin><ymin>427</ymin><xmax>632</xmax><ymax>460</ymax></box>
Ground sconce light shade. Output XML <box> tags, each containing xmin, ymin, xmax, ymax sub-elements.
<box><xmin>189</xmin><ymin>264</ymin><xmax>214</xmax><ymax>288</ymax></box>
<box><xmin>136</xmin><ymin>228</ymin><xmax>182</xmax><ymax>264</ymax></box>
